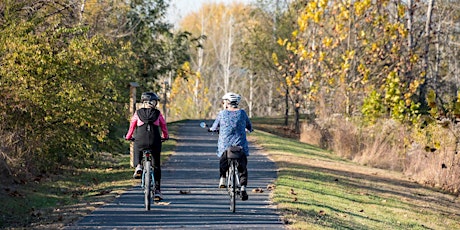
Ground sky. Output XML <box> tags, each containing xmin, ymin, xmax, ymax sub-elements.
<box><xmin>166</xmin><ymin>0</ymin><xmax>253</xmax><ymax>27</ymax></box>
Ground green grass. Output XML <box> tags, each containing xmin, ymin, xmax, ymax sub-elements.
<box><xmin>3</xmin><ymin>119</ymin><xmax>459</xmax><ymax>229</ymax></box>
<box><xmin>0</xmin><ymin>123</ymin><xmax>178</xmax><ymax>229</ymax></box>
<box><xmin>250</xmin><ymin>128</ymin><xmax>460</xmax><ymax>230</ymax></box>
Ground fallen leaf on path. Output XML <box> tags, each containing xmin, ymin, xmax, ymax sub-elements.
<box><xmin>96</xmin><ymin>190</ymin><xmax>112</xmax><ymax>196</ymax></box>
<box><xmin>266</xmin><ymin>184</ymin><xmax>276</xmax><ymax>190</ymax></box>
<box><xmin>252</xmin><ymin>188</ymin><xmax>264</xmax><ymax>193</ymax></box>
<box><xmin>156</xmin><ymin>202</ymin><xmax>170</xmax><ymax>205</ymax></box>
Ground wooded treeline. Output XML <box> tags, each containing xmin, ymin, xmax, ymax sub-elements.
<box><xmin>0</xmin><ymin>0</ymin><xmax>195</xmax><ymax>180</ymax></box>
<box><xmin>1</xmin><ymin>0</ymin><xmax>459</xmax><ymax>194</ymax></box>
<box><xmin>169</xmin><ymin>0</ymin><xmax>460</xmax><ymax>194</ymax></box>
<box><xmin>170</xmin><ymin>0</ymin><xmax>459</xmax><ymax>126</ymax></box>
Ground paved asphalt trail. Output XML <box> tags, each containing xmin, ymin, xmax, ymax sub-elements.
<box><xmin>68</xmin><ymin>120</ymin><xmax>285</xmax><ymax>229</ymax></box>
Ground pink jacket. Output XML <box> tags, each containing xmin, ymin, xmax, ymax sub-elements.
<box><xmin>125</xmin><ymin>112</ymin><xmax>169</xmax><ymax>140</ymax></box>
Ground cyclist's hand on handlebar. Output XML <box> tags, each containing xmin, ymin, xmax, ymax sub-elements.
<box><xmin>123</xmin><ymin>135</ymin><xmax>135</xmax><ymax>141</ymax></box>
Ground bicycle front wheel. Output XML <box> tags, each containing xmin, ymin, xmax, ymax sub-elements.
<box><xmin>144</xmin><ymin>161</ymin><xmax>152</xmax><ymax>211</ymax></box>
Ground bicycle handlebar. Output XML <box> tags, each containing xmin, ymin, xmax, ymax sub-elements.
<box><xmin>124</xmin><ymin>137</ymin><xmax>169</xmax><ymax>142</ymax></box>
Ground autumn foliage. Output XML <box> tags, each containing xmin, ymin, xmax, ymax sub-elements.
<box><xmin>275</xmin><ymin>0</ymin><xmax>460</xmax><ymax>194</ymax></box>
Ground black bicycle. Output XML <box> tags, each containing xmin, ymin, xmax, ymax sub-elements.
<box><xmin>226</xmin><ymin>146</ymin><xmax>244</xmax><ymax>213</ymax></box>
<box><xmin>141</xmin><ymin>149</ymin><xmax>155</xmax><ymax>211</ymax></box>
<box><xmin>200</xmin><ymin>121</ymin><xmax>244</xmax><ymax>212</ymax></box>
<box><xmin>127</xmin><ymin>138</ymin><xmax>166</xmax><ymax>211</ymax></box>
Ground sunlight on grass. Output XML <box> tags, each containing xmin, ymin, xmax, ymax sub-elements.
<box><xmin>251</xmin><ymin>129</ymin><xmax>460</xmax><ymax>230</ymax></box>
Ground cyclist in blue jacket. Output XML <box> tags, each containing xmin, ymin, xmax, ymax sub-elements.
<box><xmin>208</xmin><ymin>92</ymin><xmax>253</xmax><ymax>201</ymax></box>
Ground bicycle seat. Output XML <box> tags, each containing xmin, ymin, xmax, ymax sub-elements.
<box><xmin>226</xmin><ymin>146</ymin><xmax>243</xmax><ymax>159</ymax></box>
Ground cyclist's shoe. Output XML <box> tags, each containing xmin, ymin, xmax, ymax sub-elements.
<box><xmin>219</xmin><ymin>177</ymin><xmax>226</xmax><ymax>188</ymax></box>
<box><xmin>241</xmin><ymin>191</ymin><xmax>248</xmax><ymax>200</ymax></box>
<box><xmin>133</xmin><ymin>165</ymin><xmax>142</xmax><ymax>179</ymax></box>
<box><xmin>154</xmin><ymin>190</ymin><xmax>164</xmax><ymax>201</ymax></box>
<box><xmin>241</xmin><ymin>186</ymin><xmax>248</xmax><ymax>201</ymax></box>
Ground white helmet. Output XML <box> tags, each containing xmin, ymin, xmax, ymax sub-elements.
<box><xmin>222</xmin><ymin>92</ymin><xmax>241</xmax><ymax>105</ymax></box>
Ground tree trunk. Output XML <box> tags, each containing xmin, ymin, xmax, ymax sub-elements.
<box><xmin>284</xmin><ymin>87</ymin><xmax>289</xmax><ymax>126</ymax></box>
<box><xmin>294</xmin><ymin>105</ymin><xmax>300</xmax><ymax>133</ymax></box>
<box><xmin>419</xmin><ymin>0</ymin><xmax>435</xmax><ymax>111</ymax></box>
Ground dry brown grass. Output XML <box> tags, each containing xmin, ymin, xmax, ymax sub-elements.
<box><xmin>299</xmin><ymin>116</ymin><xmax>460</xmax><ymax>195</ymax></box>
<box><xmin>405</xmin><ymin>121</ymin><xmax>460</xmax><ymax>194</ymax></box>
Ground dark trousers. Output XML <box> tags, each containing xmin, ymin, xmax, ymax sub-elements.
<box><xmin>135</xmin><ymin>145</ymin><xmax>161</xmax><ymax>190</ymax></box>
<box><xmin>220</xmin><ymin>152</ymin><xmax>248</xmax><ymax>186</ymax></box>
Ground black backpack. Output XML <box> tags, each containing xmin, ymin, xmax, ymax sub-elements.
<box><xmin>135</xmin><ymin>108</ymin><xmax>160</xmax><ymax>148</ymax></box>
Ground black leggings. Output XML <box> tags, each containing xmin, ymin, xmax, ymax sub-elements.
<box><xmin>220</xmin><ymin>152</ymin><xmax>248</xmax><ymax>186</ymax></box>
<box><xmin>135</xmin><ymin>145</ymin><xmax>161</xmax><ymax>190</ymax></box>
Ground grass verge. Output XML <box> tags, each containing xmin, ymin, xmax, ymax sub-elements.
<box><xmin>249</xmin><ymin>122</ymin><xmax>460</xmax><ymax>230</ymax></box>
<box><xmin>0</xmin><ymin>123</ymin><xmax>178</xmax><ymax>229</ymax></box>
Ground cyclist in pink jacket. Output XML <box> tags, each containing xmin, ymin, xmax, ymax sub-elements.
<box><xmin>125</xmin><ymin>92</ymin><xmax>168</xmax><ymax>200</ymax></box>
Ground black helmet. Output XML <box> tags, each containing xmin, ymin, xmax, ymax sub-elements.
<box><xmin>141</xmin><ymin>92</ymin><xmax>160</xmax><ymax>102</ymax></box>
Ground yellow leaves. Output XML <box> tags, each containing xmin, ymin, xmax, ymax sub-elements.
<box><xmin>347</xmin><ymin>50</ymin><xmax>355</xmax><ymax>60</ymax></box>
<box><xmin>322</xmin><ymin>37</ymin><xmax>333</xmax><ymax>48</ymax></box>
<box><xmin>354</xmin><ymin>0</ymin><xmax>371</xmax><ymax>16</ymax></box>
<box><xmin>285</xmin><ymin>76</ymin><xmax>292</xmax><ymax>87</ymax></box>
<box><xmin>397</xmin><ymin>23</ymin><xmax>408</xmax><ymax>38</ymax></box>
<box><xmin>298</xmin><ymin>14</ymin><xmax>309</xmax><ymax>32</ymax></box>
<box><xmin>339</xmin><ymin>6</ymin><xmax>350</xmax><ymax>20</ymax></box>
<box><xmin>313</xmin><ymin>11</ymin><xmax>322</xmax><ymax>23</ymax></box>
<box><xmin>409</xmin><ymin>79</ymin><xmax>422</xmax><ymax>93</ymax></box>
<box><xmin>410</xmin><ymin>54</ymin><xmax>419</xmax><ymax>64</ymax></box>
<box><xmin>319</xmin><ymin>0</ymin><xmax>328</xmax><ymax>8</ymax></box>
<box><xmin>299</xmin><ymin>0</ymin><xmax>327</xmax><ymax>25</ymax></box>
<box><xmin>293</xmin><ymin>71</ymin><xmax>302</xmax><ymax>85</ymax></box>
<box><xmin>284</xmin><ymin>71</ymin><xmax>303</xmax><ymax>87</ymax></box>
<box><xmin>277</xmin><ymin>38</ymin><xmax>288</xmax><ymax>47</ymax></box>
<box><xmin>272</xmin><ymin>53</ymin><xmax>279</xmax><ymax>66</ymax></box>
<box><xmin>328</xmin><ymin>77</ymin><xmax>336</xmax><ymax>86</ymax></box>
<box><xmin>397</xmin><ymin>4</ymin><xmax>406</xmax><ymax>18</ymax></box>
<box><xmin>358</xmin><ymin>63</ymin><xmax>370</xmax><ymax>84</ymax></box>
<box><xmin>371</xmin><ymin>43</ymin><xmax>379</xmax><ymax>52</ymax></box>
<box><xmin>292</xmin><ymin>30</ymin><xmax>299</xmax><ymax>38</ymax></box>
<box><xmin>341</xmin><ymin>50</ymin><xmax>355</xmax><ymax>64</ymax></box>
<box><xmin>391</xmin><ymin>44</ymin><xmax>399</xmax><ymax>54</ymax></box>
<box><xmin>300</xmin><ymin>49</ymin><xmax>309</xmax><ymax>61</ymax></box>
<box><xmin>307</xmin><ymin>1</ymin><xmax>318</xmax><ymax>11</ymax></box>
<box><xmin>319</xmin><ymin>52</ymin><xmax>326</xmax><ymax>62</ymax></box>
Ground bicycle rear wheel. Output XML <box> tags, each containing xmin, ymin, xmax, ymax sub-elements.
<box><xmin>229</xmin><ymin>161</ymin><xmax>236</xmax><ymax>213</ymax></box>
<box><xmin>144</xmin><ymin>161</ymin><xmax>152</xmax><ymax>210</ymax></box>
